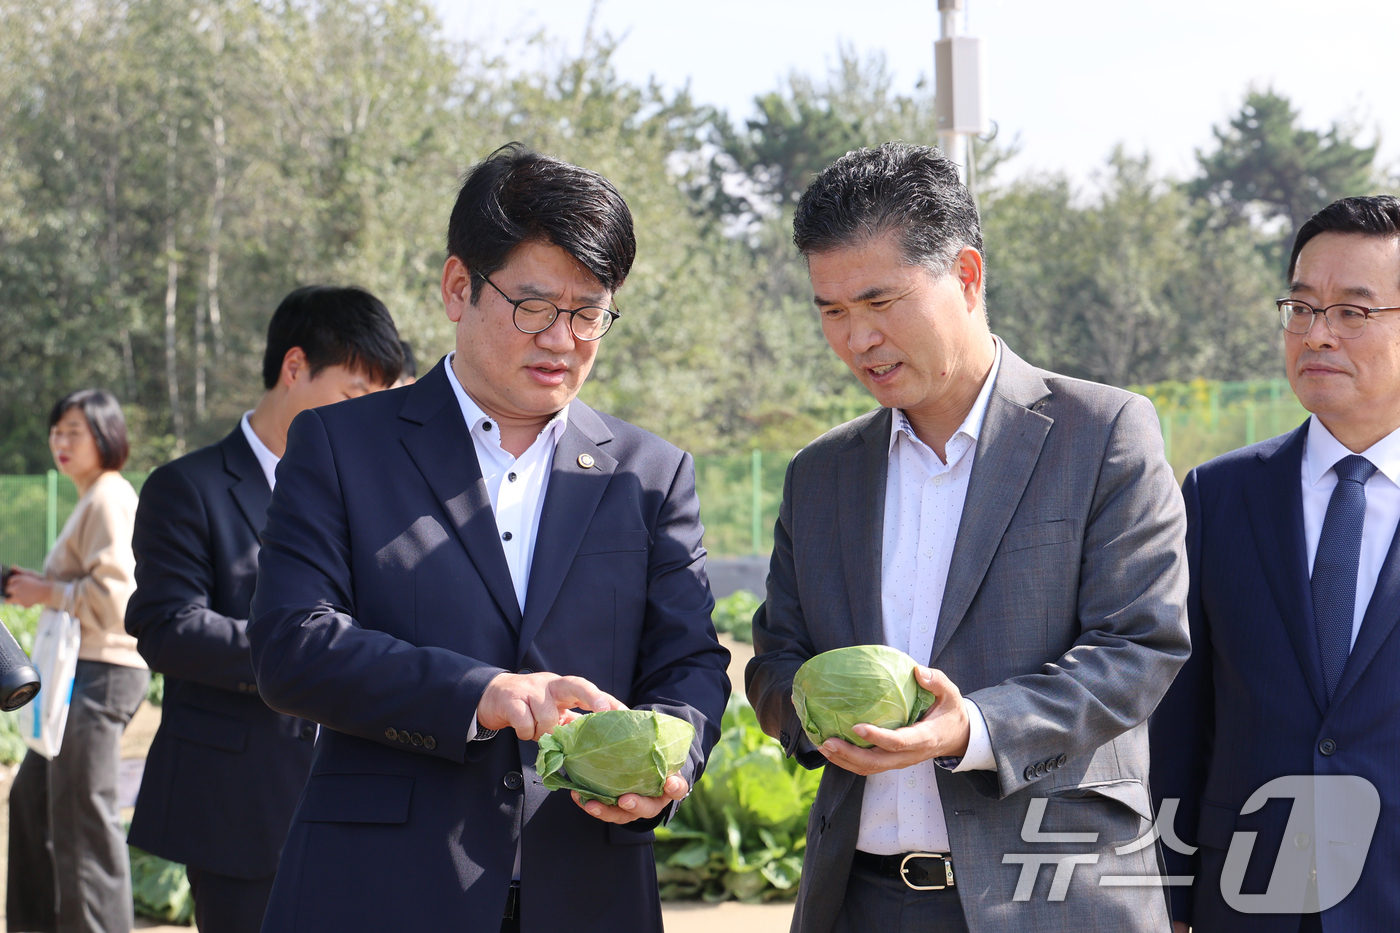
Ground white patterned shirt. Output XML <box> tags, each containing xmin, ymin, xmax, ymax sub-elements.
<box><xmin>855</xmin><ymin>338</ymin><xmax>1000</xmax><ymax>856</ymax></box>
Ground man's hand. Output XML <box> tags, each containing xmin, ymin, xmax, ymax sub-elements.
<box><xmin>818</xmin><ymin>666</ymin><xmax>969</xmax><ymax>776</ymax></box>
<box><xmin>1171</xmin><ymin>923</ymin><xmax>1189</xmax><ymax>933</ymax></box>
<box><xmin>3</xmin><ymin>568</ymin><xmax>57</xmax><ymax>610</ymax></box>
<box><xmin>573</xmin><ymin>773</ymin><xmax>689</xmax><ymax>825</ymax></box>
<box><xmin>477</xmin><ymin>671</ymin><xmax>625</xmax><ymax>742</ymax></box>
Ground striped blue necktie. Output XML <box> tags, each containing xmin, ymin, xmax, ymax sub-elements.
<box><xmin>1312</xmin><ymin>454</ymin><xmax>1376</xmax><ymax>700</ymax></box>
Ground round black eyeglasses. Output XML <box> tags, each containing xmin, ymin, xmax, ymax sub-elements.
<box><xmin>479</xmin><ymin>272</ymin><xmax>620</xmax><ymax>340</ymax></box>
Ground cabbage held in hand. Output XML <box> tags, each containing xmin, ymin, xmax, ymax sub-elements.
<box><xmin>792</xmin><ymin>645</ymin><xmax>936</xmax><ymax>748</ymax></box>
<box><xmin>536</xmin><ymin>709</ymin><xmax>695</xmax><ymax>805</ymax></box>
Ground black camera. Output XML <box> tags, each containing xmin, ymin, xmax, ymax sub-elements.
<box><xmin>0</xmin><ymin>566</ymin><xmax>42</xmax><ymax>712</ymax></box>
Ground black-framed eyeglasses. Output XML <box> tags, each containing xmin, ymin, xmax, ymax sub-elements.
<box><xmin>1277</xmin><ymin>298</ymin><xmax>1400</xmax><ymax>339</ymax></box>
<box><xmin>479</xmin><ymin>272</ymin><xmax>619</xmax><ymax>341</ymax></box>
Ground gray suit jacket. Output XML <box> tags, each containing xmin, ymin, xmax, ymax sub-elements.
<box><xmin>746</xmin><ymin>344</ymin><xmax>1189</xmax><ymax>933</ymax></box>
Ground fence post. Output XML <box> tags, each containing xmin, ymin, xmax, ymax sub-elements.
<box><xmin>751</xmin><ymin>449</ymin><xmax>762</xmax><ymax>556</ymax></box>
<box><xmin>46</xmin><ymin>468</ymin><xmax>58</xmax><ymax>553</ymax></box>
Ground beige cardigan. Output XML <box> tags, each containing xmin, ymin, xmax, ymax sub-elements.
<box><xmin>43</xmin><ymin>470</ymin><xmax>146</xmax><ymax>669</ymax></box>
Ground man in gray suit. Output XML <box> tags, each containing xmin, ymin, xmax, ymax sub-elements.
<box><xmin>746</xmin><ymin>142</ymin><xmax>1190</xmax><ymax>932</ymax></box>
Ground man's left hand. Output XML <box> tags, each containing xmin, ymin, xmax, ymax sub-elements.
<box><xmin>818</xmin><ymin>666</ymin><xmax>970</xmax><ymax>776</ymax></box>
<box><xmin>572</xmin><ymin>773</ymin><xmax>688</xmax><ymax>825</ymax></box>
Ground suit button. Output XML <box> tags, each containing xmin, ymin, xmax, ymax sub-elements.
<box><xmin>410</xmin><ymin>733</ymin><xmax>423</xmax><ymax>746</ymax></box>
<box><xmin>1035</xmin><ymin>761</ymin><xmax>1046</xmax><ymax>776</ymax></box>
<box><xmin>1024</xmin><ymin>765</ymin><xmax>1037</xmax><ymax>781</ymax></box>
<box><xmin>1057</xmin><ymin>754</ymin><xmax>1067</xmax><ymax>767</ymax></box>
<box><xmin>237</xmin><ymin>682</ymin><xmax>249</xmax><ymax>693</ymax></box>
<box><xmin>1045</xmin><ymin>758</ymin><xmax>1058</xmax><ymax>771</ymax></box>
<box><xmin>300</xmin><ymin>726</ymin><xmax>315</xmax><ymax>740</ymax></box>
<box><xmin>1319</xmin><ymin>739</ymin><xmax>1337</xmax><ymax>756</ymax></box>
<box><xmin>398</xmin><ymin>730</ymin><xmax>410</xmax><ymax>743</ymax></box>
<box><xmin>385</xmin><ymin>728</ymin><xmax>398</xmax><ymax>741</ymax></box>
<box><xmin>424</xmin><ymin>735</ymin><xmax>436</xmax><ymax>750</ymax></box>
<box><xmin>780</xmin><ymin>731</ymin><xmax>790</xmax><ymax>746</ymax></box>
<box><xmin>519</xmin><ymin>668</ymin><xmax>534</xmax><ymax>675</ymax></box>
<box><xmin>504</xmin><ymin>771</ymin><xmax>523</xmax><ymax>790</ymax></box>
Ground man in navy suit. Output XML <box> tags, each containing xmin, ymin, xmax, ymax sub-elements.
<box><xmin>1152</xmin><ymin>195</ymin><xmax>1400</xmax><ymax>932</ymax></box>
<box><xmin>126</xmin><ymin>286</ymin><xmax>404</xmax><ymax>933</ymax></box>
<box><xmin>246</xmin><ymin>144</ymin><xmax>730</xmax><ymax>933</ymax></box>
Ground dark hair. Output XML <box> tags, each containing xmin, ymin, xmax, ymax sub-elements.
<box><xmin>49</xmin><ymin>389</ymin><xmax>129</xmax><ymax>471</ymax></box>
<box><xmin>1289</xmin><ymin>195</ymin><xmax>1400</xmax><ymax>280</ymax></box>
<box><xmin>399</xmin><ymin>340</ymin><xmax>417</xmax><ymax>380</ymax></box>
<box><xmin>262</xmin><ymin>285</ymin><xmax>403</xmax><ymax>390</ymax></box>
<box><xmin>793</xmin><ymin>142</ymin><xmax>983</xmax><ymax>274</ymax></box>
<box><xmin>446</xmin><ymin>142</ymin><xmax>635</xmax><ymax>303</ymax></box>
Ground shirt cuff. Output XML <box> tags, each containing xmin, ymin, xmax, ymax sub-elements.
<box><xmin>943</xmin><ymin>698</ymin><xmax>995</xmax><ymax>772</ymax></box>
<box><xmin>467</xmin><ymin>712</ymin><xmax>497</xmax><ymax>743</ymax></box>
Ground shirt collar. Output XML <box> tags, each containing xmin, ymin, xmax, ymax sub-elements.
<box><xmin>1304</xmin><ymin>413</ymin><xmax>1400</xmax><ymax>488</ymax></box>
<box><xmin>888</xmin><ymin>336</ymin><xmax>1003</xmax><ymax>456</ymax></box>
<box><xmin>444</xmin><ymin>351</ymin><xmax>569</xmax><ymax>445</ymax></box>
<box><xmin>240</xmin><ymin>411</ymin><xmax>280</xmax><ymax>490</ymax></box>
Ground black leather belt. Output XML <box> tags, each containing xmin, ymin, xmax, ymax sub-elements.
<box><xmin>852</xmin><ymin>850</ymin><xmax>956</xmax><ymax>890</ymax></box>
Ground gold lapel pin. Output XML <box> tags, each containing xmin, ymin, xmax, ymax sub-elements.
<box><xmin>577</xmin><ymin>453</ymin><xmax>595</xmax><ymax>469</ymax></box>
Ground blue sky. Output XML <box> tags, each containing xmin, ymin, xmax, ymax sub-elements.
<box><xmin>434</xmin><ymin>0</ymin><xmax>1399</xmax><ymax>188</ymax></box>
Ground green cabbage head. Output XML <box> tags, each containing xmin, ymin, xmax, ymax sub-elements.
<box><xmin>536</xmin><ymin>709</ymin><xmax>695</xmax><ymax>805</ymax></box>
<box><xmin>792</xmin><ymin>645</ymin><xmax>936</xmax><ymax>748</ymax></box>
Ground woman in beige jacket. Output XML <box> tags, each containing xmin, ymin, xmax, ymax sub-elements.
<box><xmin>5</xmin><ymin>389</ymin><xmax>150</xmax><ymax>933</ymax></box>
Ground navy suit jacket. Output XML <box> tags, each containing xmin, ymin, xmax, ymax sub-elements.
<box><xmin>126</xmin><ymin>427</ymin><xmax>317</xmax><ymax>878</ymax></box>
<box><xmin>247</xmin><ymin>360</ymin><xmax>730</xmax><ymax>933</ymax></box>
<box><xmin>1151</xmin><ymin>421</ymin><xmax>1400</xmax><ymax>931</ymax></box>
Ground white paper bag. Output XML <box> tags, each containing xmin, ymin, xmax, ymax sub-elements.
<box><xmin>17</xmin><ymin>594</ymin><xmax>81</xmax><ymax>759</ymax></box>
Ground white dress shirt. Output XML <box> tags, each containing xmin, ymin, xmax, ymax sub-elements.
<box><xmin>240</xmin><ymin>412</ymin><xmax>280</xmax><ymax>490</ymax></box>
<box><xmin>444</xmin><ymin>352</ymin><xmax>568</xmax><ymax>615</ymax></box>
<box><xmin>855</xmin><ymin>340</ymin><xmax>1000</xmax><ymax>857</ymax></box>
<box><xmin>446</xmin><ymin>354</ymin><xmax>567</xmax><ymax>746</ymax></box>
<box><xmin>1301</xmin><ymin>415</ymin><xmax>1400</xmax><ymax>649</ymax></box>
<box><xmin>446</xmin><ymin>354</ymin><xmax>568</xmax><ymax>882</ymax></box>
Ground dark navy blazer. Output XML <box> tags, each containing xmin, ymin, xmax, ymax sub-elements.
<box><xmin>126</xmin><ymin>427</ymin><xmax>317</xmax><ymax>879</ymax></box>
<box><xmin>1151</xmin><ymin>421</ymin><xmax>1400</xmax><ymax>931</ymax></box>
<box><xmin>247</xmin><ymin>360</ymin><xmax>730</xmax><ymax>933</ymax></box>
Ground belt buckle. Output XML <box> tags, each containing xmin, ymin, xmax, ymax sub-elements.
<box><xmin>899</xmin><ymin>852</ymin><xmax>954</xmax><ymax>891</ymax></box>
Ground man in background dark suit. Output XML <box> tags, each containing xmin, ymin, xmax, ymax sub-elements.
<box><xmin>246</xmin><ymin>144</ymin><xmax>730</xmax><ymax>933</ymax></box>
<box><xmin>126</xmin><ymin>286</ymin><xmax>403</xmax><ymax>933</ymax></box>
<box><xmin>1152</xmin><ymin>196</ymin><xmax>1400</xmax><ymax>932</ymax></box>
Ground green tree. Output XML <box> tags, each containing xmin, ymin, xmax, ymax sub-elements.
<box><xmin>1192</xmin><ymin>89</ymin><xmax>1377</xmax><ymax>261</ymax></box>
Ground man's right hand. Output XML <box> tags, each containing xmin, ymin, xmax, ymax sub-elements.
<box><xmin>476</xmin><ymin>671</ymin><xmax>626</xmax><ymax>741</ymax></box>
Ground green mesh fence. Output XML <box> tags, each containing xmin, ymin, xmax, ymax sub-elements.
<box><xmin>0</xmin><ymin>471</ymin><xmax>147</xmax><ymax>571</ymax></box>
<box><xmin>0</xmin><ymin>381</ymin><xmax>1312</xmax><ymax>563</ymax></box>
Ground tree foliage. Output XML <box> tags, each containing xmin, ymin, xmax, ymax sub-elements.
<box><xmin>0</xmin><ymin>4</ymin><xmax>1384</xmax><ymax>473</ymax></box>
<box><xmin>1191</xmin><ymin>88</ymin><xmax>1377</xmax><ymax>260</ymax></box>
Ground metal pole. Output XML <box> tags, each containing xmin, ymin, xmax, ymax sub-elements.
<box><xmin>936</xmin><ymin>0</ymin><xmax>963</xmax><ymax>173</ymax></box>
<box><xmin>46</xmin><ymin>468</ymin><xmax>58</xmax><ymax>553</ymax></box>
<box><xmin>751</xmin><ymin>449</ymin><xmax>763</xmax><ymax>556</ymax></box>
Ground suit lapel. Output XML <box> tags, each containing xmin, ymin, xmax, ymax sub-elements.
<box><xmin>1331</xmin><ymin>502</ymin><xmax>1400</xmax><ymax>708</ymax></box>
<box><xmin>400</xmin><ymin>361</ymin><xmax>523</xmax><ymax>631</ymax></box>
<box><xmin>930</xmin><ymin>348</ymin><xmax>1052</xmax><ymax>663</ymax></box>
<box><xmin>516</xmin><ymin>403</ymin><xmax>616</xmax><ymax>663</ymax></box>
<box><xmin>221</xmin><ymin>427</ymin><xmax>271</xmax><ymax>537</ymax></box>
<box><xmin>1242</xmin><ymin>423</ymin><xmax>1328</xmax><ymax>713</ymax></box>
<box><xmin>836</xmin><ymin>410</ymin><xmax>890</xmax><ymax>648</ymax></box>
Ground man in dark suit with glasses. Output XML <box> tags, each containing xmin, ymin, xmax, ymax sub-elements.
<box><xmin>1153</xmin><ymin>195</ymin><xmax>1400</xmax><ymax>932</ymax></box>
<box><xmin>246</xmin><ymin>144</ymin><xmax>729</xmax><ymax>933</ymax></box>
